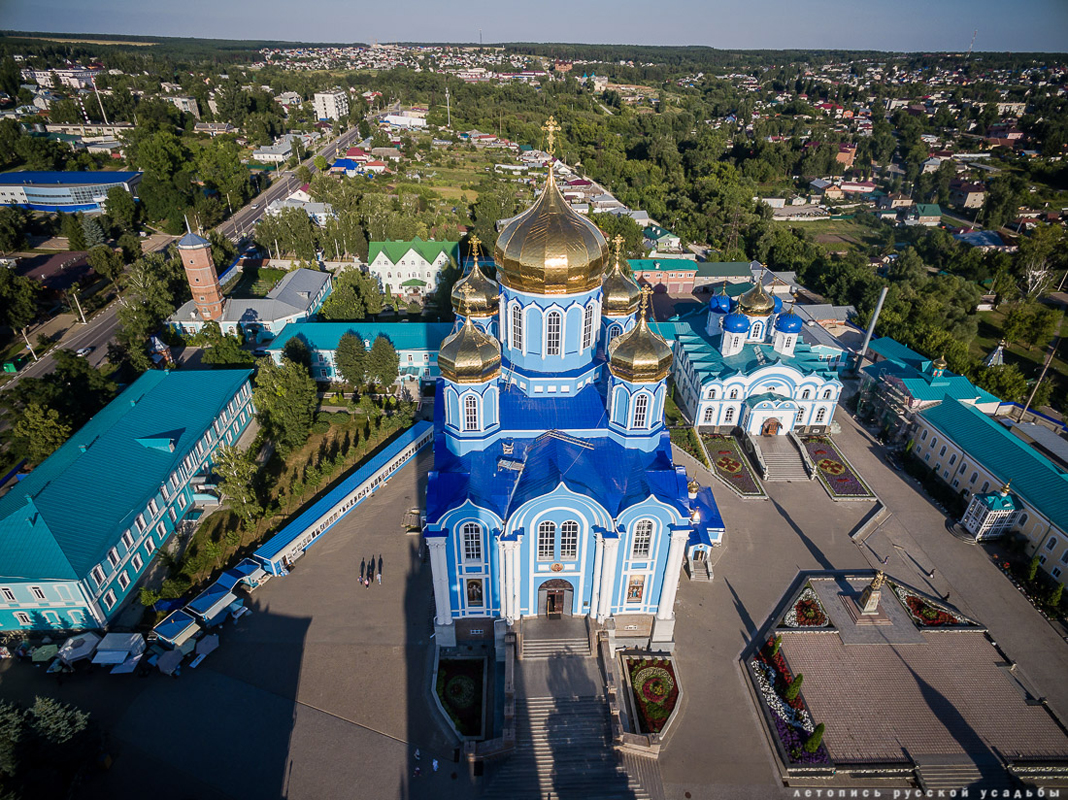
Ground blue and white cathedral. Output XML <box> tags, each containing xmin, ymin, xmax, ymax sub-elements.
<box><xmin>424</xmin><ymin>121</ymin><xmax>724</xmax><ymax>649</ymax></box>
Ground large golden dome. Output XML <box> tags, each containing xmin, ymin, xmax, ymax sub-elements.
<box><xmin>607</xmin><ymin>288</ymin><xmax>673</xmax><ymax>383</ymax></box>
<box><xmin>493</xmin><ymin>170</ymin><xmax>609</xmax><ymax>295</ymax></box>
<box><xmin>451</xmin><ymin>238</ymin><xmax>499</xmax><ymax>318</ymax></box>
<box><xmin>438</xmin><ymin>314</ymin><xmax>501</xmax><ymax>384</ymax></box>
<box><xmin>737</xmin><ymin>278</ymin><xmax>774</xmax><ymax>316</ymax></box>
<box><xmin>601</xmin><ymin>239</ymin><xmax>641</xmax><ymax>316</ymax></box>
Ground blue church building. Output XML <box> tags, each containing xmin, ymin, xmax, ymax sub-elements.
<box><xmin>0</xmin><ymin>369</ymin><xmax>255</xmax><ymax>632</ymax></box>
<box><xmin>425</xmin><ymin>128</ymin><xmax>724</xmax><ymax>650</ymax></box>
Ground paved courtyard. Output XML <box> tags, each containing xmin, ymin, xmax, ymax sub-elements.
<box><xmin>1</xmin><ymin>410</ymin><xmax>1066</xmax><ymax>799</ymax></box>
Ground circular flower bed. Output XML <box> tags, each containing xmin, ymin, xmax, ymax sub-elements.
<box><xmin>782</xmin><ymin>586</ymin><xmax>831</xmax><ymax>628</ymax></box>
<box><xmin>625</xmin><ymin>657</ymin><xmax>680</xmax><ymax>734</ymax></box>
<box><xmin>445</xmin><ymin>675</ymin><xmax>477</xmax><ymax>709</ymax></box>
<box><xmin>634</xmin><ymin>666</ymin><xmax>675</xmax><ymax>705</ymax></box>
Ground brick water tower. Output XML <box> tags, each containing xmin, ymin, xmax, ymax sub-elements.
<box><xmin>177</xmin><ymin>225</ymin><xmax>224</xmax><ymax>322</ymax></box>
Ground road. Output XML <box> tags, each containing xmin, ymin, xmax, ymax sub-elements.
<box><xmin>214</xmin><ymin>124</ymin><xmax>365</xmax><ymax>242</ymax></box>
<box><xmin>2</xmin><ymin>304</ymin><xmax>120</xmax><ymax>391</ymax></box>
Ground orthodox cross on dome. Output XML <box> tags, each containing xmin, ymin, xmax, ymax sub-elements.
<box><xmin>469</xmin><ymin>234</ymin><xmax>482</xmax><ymax>262</ymax></box>
<box><xmin>612</xmin><ymin>233</ymin><xmax>625</xmax><ymax>262</ymax></box>
<box><xmin>639</xmin><ymin>284</ymin><xmax>652</xmax><ymax>317</ymax></box>
<box><xmin>542</xmin><ymin>116</ymin><xmax>560</xmax><ymax>155</ymax></box>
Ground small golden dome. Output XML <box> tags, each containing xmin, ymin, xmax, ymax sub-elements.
<box><xmin>737</xmin><ymin>278</ymin><xmax>775</xmax><ymax>316</ymax></box>
<box><xmin>438</xmin><ymin>310</ymin><xmax>501</xmax><ymax>384</ymax></box>
<box><xmin>452</xmin><ymin>236</ymin><xmax>499</xmax><ymax>318</ymax></box>
<box><xmin>607</xmin><ymin>287</ymin><xmax>673</xmax><ymax>383</ymax></box>
<box><xmin>601</xmin><ymin>234</ymin><xmax>641</xmax><ymax>316</ymax></box>
<box><xmin>493</xmin><ymin>169</ymin><xmax>608</xmax><ymax>296</ymax></box>
<box><xmin>932</xmin><ymin>353</ymin><xmax>948</xmax><ymax>370</ymax></box>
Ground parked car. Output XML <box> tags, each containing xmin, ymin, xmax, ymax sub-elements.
<box><xmin>75</xmin><ymin>346</ymin><xmax>95</xmax><ymax>357</ymax></box>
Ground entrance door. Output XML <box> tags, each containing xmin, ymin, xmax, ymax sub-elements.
<box><xmin>761</xmin><ymin>417</ymin><xmax>781</xmax><ymax>436</ymax></box>
<box><xmin>538</xmin><ymin>578</ymin><xmax>574</xmax><ymax>618</ymax></box>
<box><xmin>546</xmin><ymin>589</ymin><xmax>565</xmax><ymax>618</ymax></box>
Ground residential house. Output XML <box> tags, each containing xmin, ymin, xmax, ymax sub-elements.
<box><xmin>835</xmin><ymin>143</ymin><xmax>857</xmax><ymax>168</ymax></box>
<box><xmin>906</xmin><ymin>204</ymin><xmax>942</xmax><ymax>226</ymax></box>
<box><xmin>643</xmin><ymin>224</ymin><xmax>682</xmax><ymax>252</ymax></box>
<box><xmin>367</xmin><ymin>238</ymin><xmax>459</xmax><ymax>300</ymax></box>
<box><xmin>809</xmin><ymin>179</ymin><xmax>844</xmax><ymax>201</ymax></box>
<box><xmin>0</xmin><ymin>369</ymin><xmax>255</xmax><ymax>631</ymax></box>
<box><xmin>949</xmin><ymin>181</ymin><xmax>986</xmax><ymax>210</ymax></box>
<box><xmin>627</xmin><ymin>259</ymin><xmax>699</xmax><ymax>294</ymax></box>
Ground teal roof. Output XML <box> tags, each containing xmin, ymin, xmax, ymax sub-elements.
<box><xmin>978</xmin><ymin>490</ymin><xmax>1016</xmax><ymax>512</ymax></box>
<box><xmin>643</xmin><ymin>225</ymin><xmax>675</xmax><ymax>241</ymax></box>
<box><xmin>695</xmin><ymin>262</ymin><xmax>753</xmax><ymax>279</ymax></box>
<box><xmin>627</xmin><ymin>259</ymin><xmax>697</xmax><ymax>273</ymax></box>
<box><xmin>919</xmin><ymin>398</ymin><xmax>1068</xmax><ymax>532</ymax></box>
<box><xmin>368</xmin><ymin>237</ymin><xmax>459</xmax><ymax>266</ymax></box>
<box><xmin>864</xmin><ymin>338</ymin><xmax>999</xmax><ymax>405</ymax></box>
<box><xmin>0</xmin><ymin>369</ymin><xmax>253</xmax><ymax>581</ymax></box>
<box><xmin>914</xmin><ymin>204</ymin><xmax>942</xmax><ymax>217</ymax></box>
<box><xmin>656</xmin><ymin>314</ymin><xmax>842</xmax><ymax>383</ymax></box>
<box><xmin>266</xmin><ymin>322</ymin><xmax>454</xmax><ymax>354</ymax></box>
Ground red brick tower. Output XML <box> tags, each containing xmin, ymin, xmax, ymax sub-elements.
<box><xmin>177</xmin><ymin>225</ymin><xmax>224</xmax><ymax>322</ymax></box>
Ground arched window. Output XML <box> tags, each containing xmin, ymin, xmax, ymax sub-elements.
<box><xmin>708</xmin><ymin>388</ymin><xmax>717</xmax><ymax>400</ymax></box>
<box><xmin>970</xmin><ymin>472</ymin><xmax>978</xmax><ymax>484</ymax></box>
<box><xmin>1018</xmin><ymin>513</ymin><xmax>1028</xmax><ymax>527</ymax></box>
<box><xmin>823</xmin><ymin>389</ymin><xmax>833</xmax><ymax>399</ymax></box>
<box><xmin>921</xmin><ymin>429</ymin><xmax>928</xmax><ymax>441</ymax></box>
<box><xmin>545</xmin><ymin>310</ymin><xmax>562</xmax><ymax>356</ymax></box>
<box><xmin>462</xmin><ymin>522</ymin><xmax>482</xmax><ymax>562</ymax></box>
<box><xmin>511</xmin><ymin>305</ymin><xmax>523</xmax><ymax>350</ymax></box>
<box><xmin>724</xmin><ymin>407</ymin><xmax>735</xmax><ymax>423</ymax></box>
<box><xmin>464</xmin><ymin>395</ymin><xmax>478</xmax><ymax>431</ymax></box>
<box><xmin>801</xmin><ymin>389</ymin><xmax>811</xmax><ymax>400</ymax></box>
<box><xmin>631</xmin><ymin>519</ymin><xmax>653</xmax><ymax>558</ymax></box>
<box><xmin>1046</xmin><ymin>536</ymin><xmax>1058</xmax><ymax>551</ymax></box>
<box><xmin>582</xmin><ymin>304</ymin><xmax>595</xmax><ymax>349</ymax></box>
<box><xmin>796</xmin><ymin>409</ymin><xmax>804</xmax><ymax>423</ymax></box>
<box><xmin>703</xmin><ymin>407</ymin><xmax>715</xmax><ymax>424</ymax></box>
<box><xmin>633</xmin><ymin>394</ymin><xmax>649</xmax><ymax>429</ymax></box>
<box><xmin>560</xmin><ymin>521</ymin><xmax>579</xmax><ymax>559</ymax></box>
<box><xmin>729</xmin><ymin>389</ymin><xmax>739</xmax><ymax>400</ymax></box>
<box><xmin>608</xmin><ymin>324</ymin><xmax>622</xmax><ymax>343</ymax></box>
<box><xmin>751</xmin><ymin>321</ymin><xmax>764</xmax><ymax>339</ymax></box>
<box><xmin>816</xmin><ymin>408</ymin><xmax>827</xmax><ymax>423</ymax></box>
<box><xmin>981</xmin><ymin>480</ymin><xmax>989</xmax><ymax>493</ymax></box>
<box><xmin>537</xmin><ymin>521</ymin><xmax>555</xmax><ymax>561</ymax></box>
<box><xmin>732</xmin><ymin>335</ymin><xmax>742</xmax><ymax>349</ymax></box>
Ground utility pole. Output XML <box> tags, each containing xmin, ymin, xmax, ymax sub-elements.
<box><xmin>21</xmin><ymin>327</ymin><xmax>38</xmax><ymax>361</ymax></box>
<box><xmin>68</xmin><ymin>286</ymin><xmax>87</xmax><ymax>324</ymax></box>
<box><xmin>1017</xmin><ymin>318</ymin><xmax>1062</xmax><ymax>421</ymax></box>
<box><xmin>446</xmin><ymin>85</ymin><xmax>451</xmax><ymax>129</ymax></box>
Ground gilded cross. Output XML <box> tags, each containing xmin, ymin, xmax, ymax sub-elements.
<box><xmin>612</xmin><ymin>233</ymin><xmax>625</xmax><ymax>262</ymax></box>
<box><xmin>469</xmin><ymin>234</ymin><xmax>482</xmax><ymax>255</ymax></box>
<box><xmin>640</xmin><ymin>284</ymin><xmax>652</xmax><ymax>317</ymax></box>
<box><xmin>542</xmin><ymin>116</ymin><xmax>560</xmax><ymax>155</ymax></box>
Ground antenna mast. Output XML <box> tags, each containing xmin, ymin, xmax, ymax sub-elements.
<box><xmin>966</xmin><ymin>29</ymin><xmax>977</xmax><ymax>58</ymax></box>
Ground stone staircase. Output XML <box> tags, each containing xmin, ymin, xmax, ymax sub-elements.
<box><xmin>688</xmin><ymin>558</ymin><xmax>713</xmax><ymax>582</ymax></box>
<box><xmin>758</xmin><ymin>437</ymin><xmax>810</xmax><ymax>482</ymax></box>
<box><xmin>483</xmin><ymin>696</ymin><xmax>652</xmax><ymax>799</ymax></box>
<box><xmin>522</xmin><ymin>635</ymin><xmax>591</xmax><ymax>660</ymax></box>
<box><xmin>915</xmin><ymin>757</ymin><xmax>1015</xmax><ymax>793</ymax></box>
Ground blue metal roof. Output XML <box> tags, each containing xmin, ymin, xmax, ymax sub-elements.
<box><xmin>0</xmin><ymin>369</ymin><xmax>253</xmax><ymax>581</ymax></box>
<box><xmin>267</xmin><ymin>322</ymin><xmax>454</xmax><ymax>354</ymax></box>
<box><xmin>919</xmin><ymin>398</ymin><xmax>1068</xmax><ymax>533</ymax></box>
<box><xmin>153</xmin><ymin>609</ymin><xmax>199</xmax><ymax>643</ymax></box>
<box><xmin>0</xmin><ymin>171</ymin><xmax>140</xmax><ymax>186</ymax></box>
<box><xmin>255</xmin><ymin>421</ymin><xmax>433</xmax><ymax>561</ymax></box>
<box><xmin>186</xmin><ymin>580</ymin><xmax>235</xmax><ymax>618</ymax></box>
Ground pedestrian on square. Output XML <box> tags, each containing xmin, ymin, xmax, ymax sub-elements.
<box><xmin>376</xmin><ymin>567</ymin><xmax>382</xmax><ymax>585</ymax></box>
<box><xmin>928</xmin><ymin>568</ymin><xmax>936</xmax><ymax>578</ymax></box>
<box><xmin>360</xmin><ymin>558</ymin><xmax>366</xmax><ymax>580</ymax></box>
<box><xmin>880</xmin><ymin>554</ymin><xmax>890</xmax><ymax>565</ymax></box>
<box><xmin>432</xmin><ymin>759</ymin><xmax>439</xmax><ymax>773</ymax></box>
<box><xmin>365</xmin><ymin>576</ymin><xmax>370</xmax><ymax>589</ymax></box>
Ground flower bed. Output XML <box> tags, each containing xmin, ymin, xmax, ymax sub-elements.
<box><xmin>891</xmin><ymin>584</ymin><xmax>970</xmax><ymax>627</ymax></box>
<box><xmin>624</xmin><ymin>656</ymin><xmax>680</xmax><ymax>735</ymax></box>
<box><xmin>670</xmin><ymin>427</ymin><xmax>709</xmax><ymax>467</ymax></box>
<box><xmin>802</xmin><ymin>436</ymin><xmax>875</xmax><ymax>499</ymax></box>
<box><xmin>702</xmin><ymin>435</ymin><xmax>765</xmax><ymax>497</ymax></box>
<box><xmin>781</xmin><ymin>585</ymin><xmax>832</xmax><ymax>629</ymax></box>
<box><xmin>436</xmin><ymin>657</ymin><xmax>485</xmax><ymax>738</ymax></box>
<box><xmin>749</xmin><ymin>639</ymin><xmax>831</xmax><ymax>765</ymax></box>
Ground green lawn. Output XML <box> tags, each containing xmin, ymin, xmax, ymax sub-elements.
<box><xmin>229</xmin><ymin>266</ymin><xmax>286</xmax><ymax>299</ymax></box>
<box><xmin>972</xmin><ymin>307</ymin><xmax>1068</xmax><ymax>386</ymax></box>
<box><xmin>772</xmin><ymin>216</ymin><xmax>885</xmax><ymax>253</ymax></box>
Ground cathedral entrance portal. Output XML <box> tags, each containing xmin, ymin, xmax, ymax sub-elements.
<box><xmin>761</xmin><ymin>417</ymin><xmax>782</xmax><ymax>436</ymax></box>
<box><xmin>538</xmin><ymin>579</ymin><xmax>574</xmax><ymax>618</ymax></box>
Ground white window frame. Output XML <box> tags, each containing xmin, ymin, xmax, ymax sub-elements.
<box><xmin>464</xmin><ymin>395</ymin><xmax>479</xmax><ymax>432</ymax></box>
<box><xmin>30</xmin><ymin>585</ymin><xmax>45</xmax><ymax>601</ymax></box>
<box><xmin>462</xmin><ymin>522</ymin><xmax>482</xmax><ymax>562</ymax></box>
<box><xmin>117</xmin><ymin>571</ymin><xmax>130</xmax><ymax>590</ymax></box>
<box><xmin>560</xmin><ymin>521</ymin><xmax>579</xmax><ymax>560</ymax></box>
<box><xmin>92</xmin><ymin>565</ymin><xmax>105</xmax><ymax>587</ymax></box>
<box><xmin>131</xmin><ymin>554</ymin><xmax>143</xmax><ymax>572</ymax></box>
<box><xmin>511</xmin><ymin>304</ymin><xmax>523</xmax><ymax>351</ymax></box>
<box><xmin>545</xmin><ymin>310</ymin><xmax>562</xmax><ymax>356</ymax></box>
<box><xmin>107</xmin><ymin>548</ymin><xmax>120</xmax><ymax>568</ymax></box>
<box><xmin>102</xmin><ymin>590</ymin><xmax>116</xmax><ymax>609</ymax></box>
<box><xmin>582</xmin><ymin>304</ymin><xmax>594</xmax><ymax>350</ymax></box>
<box><xmin>14</xmin><ymin>611</ymin><xmax>30</xmax><ymax>626</ymax></box>
<box><xmin>135</xmin><ymin>513</ymin><xmax>147</xmax><ymax>533</ymax></box>
<box><xmin>168</xmin><ymin>508</ymin><xmax>177</xmax><ymax>523</ymax></box>
<box><xmin>537</xmin><ymin>521</ymin><xmax>555</xmax><ymax>561</ymax></box>
<box><xmin>148</xmin><ymin>498</ymin><xmax>159</xmax><ymax>517</ymax></box>
<box><xmin>816</xmin><ymin>408</ymin><xmax>827</xmax><ymax>423</ymax></box>
<box><xmin>725</xmin><ymin>407</ymin><xmax>735</xmax><ymax>423</ymax></box>
<box><xmin>631</xmin><ymin>519</ymin><xmax>653</xmax><ymax>559</ymax></box>
<box><xmin>1</xmin><ymin>588</ymin><xmax>14</xmax><ymax>602</ymax></box>
<box><xmin>145</xmin><ymin>536</ymin><xmax>156</xmax><ymax>555</ymax></box>
<box><xmin>122</xmin><ymin>530</ymin><xmax>134</xmax><ymax>550</ymax></box>
<box><xmin>632</xmin><ymin>394</ymin><xmax>649</xmax><ymax>429</ymax></box>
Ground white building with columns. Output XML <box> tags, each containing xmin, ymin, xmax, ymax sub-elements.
<box><xmin>423</xmin><ymin>144</ymin><xmax>724</xmax><ymax>650</ymax></box>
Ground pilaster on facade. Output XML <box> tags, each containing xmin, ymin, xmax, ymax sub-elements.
<box><xmin>597</xmin><ymin>536</ymin><xmax>621</xmax><ymax>622</ymax></box>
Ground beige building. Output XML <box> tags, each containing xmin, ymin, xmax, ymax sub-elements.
<box><xmin>313</xmin><ymin>89</ymin><xmax>349</xmax><ymax>121</ymax></box>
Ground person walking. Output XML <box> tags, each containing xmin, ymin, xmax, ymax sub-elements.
<box><xmin>376</xmin><ymin>563</ymin><xmax>382</xmax><ymax>585</ymax></box>
<box><xmin>360</xmin><ymin>558</ymin><xmax>366</xmax><ymax>581</ymax></box>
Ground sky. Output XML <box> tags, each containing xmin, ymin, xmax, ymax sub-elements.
<box><xmin>2</xmin><ymin>0</ymin><xmax>1067</xmax><ymax>53</ymax></box>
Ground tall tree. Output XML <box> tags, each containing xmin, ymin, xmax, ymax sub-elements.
<box><xmin>11</xmin><ymin>403</ymin><xmax>71</xmax><ymax>464</ymax></box>
<box><xmin>104</xmin><ymin>186</ymin><xmax>138</xmax><ymax>232</ymax></box>
<box><xmin>367</xmin><ymin>335</ymin><xmax>399</xmax><ymax>389</ymax></box>
<box><xmin>213</xmin><ymin>445</ymin><xmax>262</xmax><ymax>524</ymax></box>
<box><xmin>335</xmin><ymin>332</ymin><xmax>367</xmax><ymax>387</ymax></box>
<box><xmin>253</xmin><ymin>357</ymin><xmax>317</xmax><ymax>452</ymax></box>
<box><xmin>86</xmin><ymin>245</ymin><xmax>125</xmax><ymax>284</ymax></box>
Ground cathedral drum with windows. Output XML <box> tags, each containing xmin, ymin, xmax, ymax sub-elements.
<box><xmin>423</xmin><ymin>119</ymin><xmax>724</xmax><ymax>649</ymax></box>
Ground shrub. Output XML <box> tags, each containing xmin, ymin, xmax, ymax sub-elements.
<box><xmin>311</xmin><ymin>420</ymin><xmax>330</xmax><ymax>434</ymax></box>
<box><xmin>1028</xmin><ymin>554</ymin><xmax>1041</xmax><ymax>583</ymax></box>
<box><xmin>804</xmin><ymin>723</ymin><xmax>825</xmax><ymax>753</ymax></box>
<box><xmin>785</xmin><ymin>673</ymin><xmax>804</xmax><ymax>702</ymax></box>
<box><xmin>771</xmin><ymin>635</ymin><xmax>783</xmax><ymax>657</ymax></box>
<box><xmin>1049</xmin><ymin>582</ymin><xmax>1063</xmax><ymax>611</ymax></box>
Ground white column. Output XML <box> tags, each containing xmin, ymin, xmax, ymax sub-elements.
<box><xmin>597</xmin><ymin>537</ymin><xmax>620</xmax><ymax>621</ymax></box>
<box><xmin>510</xmin><ymin>538</ymin><xmax>523</xmax><ymax>619</ymax></box>
<box><xmin>428</xmin><ymin>538</ymin><xmax>452</xmax><ymax>627</ymax></box>
<box><xmin>498</xmin><ymin>539</ymin><xmax>511</xmax><ymax>622</ymax></box>
<box><xmin>589</xmin><ymin>532</ymin><xmax>604</xmax><ymax>620</ymax></box>
<box><xmin>656</xmin><ymin>529</ymin><xmax>690</xmax><ymax>621</ymax></box>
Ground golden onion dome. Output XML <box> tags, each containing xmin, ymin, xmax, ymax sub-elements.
<box><xmin>451</xmin><ymin>236</ymin><xmax>499</xmax><ymax>318</ymax></box>
<box><xmin>932</xmin><ymin>353</ymin><xmax>948</xmax><ymax>370</ymax></box>
<box><xmin>607</xmin><ymin>287</ymin><xmax>673</xmax><ymax>383</ymax></box>
<box><xmin>601</xmin><ymin>236</ymin><xmax>642</xmax><ymax>316</ymax></box>
<box><xmin>737</xmin><ymin>278</ymin><xmax>775</xmax><ymax>316</ymax></box>
<box><xmin>438</xmin><ymin>310</ymin><xmax>501</xmax><ymax>384</ymax></box>
<box><xmin>493</xmin><ymin>168</ymin><xmax>609</xmax><ymax>296</ymax></box>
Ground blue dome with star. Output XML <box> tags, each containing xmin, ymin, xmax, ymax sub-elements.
<box><xmin>775</xmin><ymin>312</ymin><xmax>803</xmax><ymax>333</ymax></box>
<box><xmin>723</xmin><ymin>313</ymin><xmax>750</xmax><ymax>333</ymax></box>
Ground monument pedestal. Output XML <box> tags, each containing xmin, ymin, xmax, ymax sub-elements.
<box><xmin>839</xmin><ymin>593</ymin><xmax>892</xmax><ymax>626</ymax></box>
<box><xmin>434</xmin><ymin>622</ymin><xmax>457</xmax><ymax>648</ymax></box>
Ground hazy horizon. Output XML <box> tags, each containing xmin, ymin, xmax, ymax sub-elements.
<box><xmin>2</xmin><ymin>0</ymin><xmax>1067</xmax><ymax>54</ymax></box>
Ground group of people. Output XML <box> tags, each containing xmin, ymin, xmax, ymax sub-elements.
<box><xmin>360</xmin><ymin>555</ymin><xmax>382</xmax><ymax>588</ymax></box>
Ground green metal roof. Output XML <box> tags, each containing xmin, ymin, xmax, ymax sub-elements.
<box><xmin>400</xmin><ymin>278</ymin><xmax>427</xmax><ymax>287</ymax></box>
<box><xmin>266</xmin><ymin>322</ymin><xmax>454</xmax><ymax>354</ymax></box>
<box><xmin>627</xmin><ymin>259</ymin><xmax>697</xmax><ymax>273</ymax></box>
<box><xmin>914</xmin><ymin>204</ymin><xmax>942</xmax><ymax>217</ymax></box>
<box><xmin>919</xmin><ymin>398</ymin><xmax>1068</xmax><ymax>533</ymax></box>
<box><xmin>368</xmin><ymin>237</ymin><xmax>459</xmax><ymax>266</ymax></box>
<box><xmin>0</xmin><ymin>369</ymin><xmax>253</xmax><ymax>582</ymax></box>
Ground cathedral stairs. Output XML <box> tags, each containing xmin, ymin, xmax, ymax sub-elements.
<box><xmin>758</xmin><ymin>436</ymin><xmax>810</xmax><ymax>482</ymax></box>
<box><xmin>914</xmin><ymin>757</ymin><xmax>1014</xmax><ymax>793</ymax></box>
<box><xmin>483</xmin><ymin>695</ymin><xmax>653</xmax><ymax>799</ymax></box>
<box><xmin>688</xmin><ymin>558</ymin><xmax>713</xmax><ymax>582</ymax></box>
<box><xmin>521</xmin><ymin>636</ymin><xmax>591</xmax><ymax>659</ymax></box>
